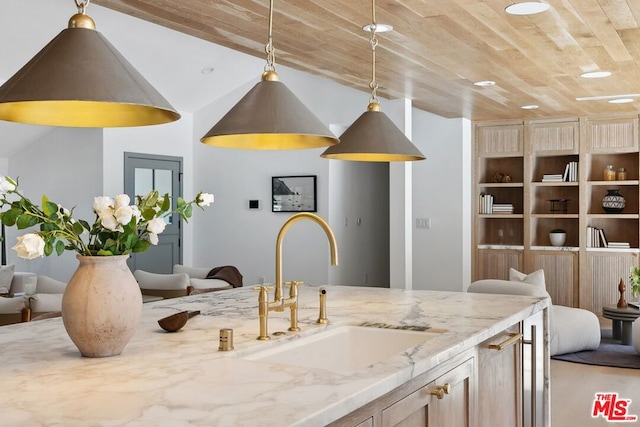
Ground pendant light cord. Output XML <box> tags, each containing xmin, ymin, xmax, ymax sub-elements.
<box><xmin>74</xmin><ymin>0</ymin><xmax>90</xmax><ymax>14</ymax></box>
<box><xmin>264</xmin><ymin>0</ymin><xmax>276</xmax><ymax>72</ymax></box>
<box><xmin>369</xmin><ymin>0</ymin><xmax>379</xmax><ymax>105</ymax></box>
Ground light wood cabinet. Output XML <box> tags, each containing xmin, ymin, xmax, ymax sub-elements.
<box><xmin>473</xmin><ymin>115</ymin><xmax>640</xmax><ymax>315</ymax></box>
<box><xmin>381</xmin><ymin>358</ymin><xmax>474</xmax><ymax>426</ymax></box>
<box><xmin>329</xmin><ymin>350</ymin><xmax>476</xmax><ymax>427</ymax></box>
<box><xmin>330</xmin><ymin>312</ymin><xmax>549</xmax><ymax>427</ymax></box>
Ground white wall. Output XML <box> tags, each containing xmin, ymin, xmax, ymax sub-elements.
<box><xmin>411</xmin><ymin>111</ymin><xmax>472</xmax><ymax>291</ymax></box>
<box><xmin>6</xmin><ymin>128</ymin><xmax>103</xmax><ymax>280</ymax></box>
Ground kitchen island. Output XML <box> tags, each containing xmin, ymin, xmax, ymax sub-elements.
<box><xmin>0</xmin><ymin>285</ymin><xmax>549</xmax><ymax>426</ymax></box>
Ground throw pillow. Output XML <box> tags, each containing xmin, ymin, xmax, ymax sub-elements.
<box><xmin>0</xmin><ymin>264</ymin><xmax>15</xmax><ymax>294</ymax></box>
<box><xmin>509</xmin><ymin>268</ymin><xmax>551</xmax><ymax>298</ymax></box>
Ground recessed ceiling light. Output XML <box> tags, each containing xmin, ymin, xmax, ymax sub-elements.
<box><xmin>201</xmin><ymin>67</ymin><xmax>214</xmax><ymax>74</ymax></box>
<box><xmin>608</xmin><ymin>98</ymin><xmax>634</xmax><ymax>104</ymax></box>
<box><xmin>521</xmin><ymin>104</ymin><xmax>539</xmax><ymax>110</ymax></box>
<box><xmin>505</xmin><ymin>2</ymin><xmax>550</xmax><ymax>15</ymax></box>
<box><xmin>576</xmin><ymin>93</ymin><xmax>640</xmax><ymax>101</ymax></box>
<box><xmin>362</xmin><ymin>23</ymin><xmax>393</xmax><ymax>33</ymax></box>
<box><xmin>474</xmin><ymin>80</ymin><xmax>496</xmax><ymax>87</ymax></box>
<box><xmin>580</xmin><ymin>71</ymin><xmax>612</xmax><ymax>79</ymax></box>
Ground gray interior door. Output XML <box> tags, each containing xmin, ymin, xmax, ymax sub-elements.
<box><xmin>124</xmin><ymin>152</ymin><xmax>183</xmax><ymax>274</ymax></box>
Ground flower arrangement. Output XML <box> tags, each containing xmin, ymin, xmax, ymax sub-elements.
<box><xmin>0</xmin><ymin>176</ymin><xmax>214</xmax><ymax>259</ymax></box>
<box><xmin>630</xmin><ymin>266</ymin><xmax>640</xmax><ymax>298</ymax></box>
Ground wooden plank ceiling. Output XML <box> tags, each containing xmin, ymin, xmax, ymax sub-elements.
<box><xmin>93</xmin><ymin>0</ymin><xmax>640</xmax><ymax>121</ymax></box>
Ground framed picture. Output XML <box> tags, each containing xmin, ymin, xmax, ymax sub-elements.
<box><xmin>272</xmin><ymin>175</ymin><xmax>317</xmax><ymax>212</ymax></box>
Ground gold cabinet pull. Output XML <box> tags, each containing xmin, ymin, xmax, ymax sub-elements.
<box><xmin>430</xmin><ymin>388</ymin><xmax>445</xmax><ymax>400</ymax></box>
<box><xmin>441</xmin><ymin>383</ymin><xmax>451</xmax><ymax>394</ymax></box>
<box><xmin>488</xmin><ymin>332</ymin><xmax>523</xmax><ymax>351</ymax></box>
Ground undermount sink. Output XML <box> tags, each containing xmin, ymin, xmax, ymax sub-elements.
<box><xmin>243</xmin><ymin>324</ymin><xmax>444</xmax><ymax>374</ymax></box>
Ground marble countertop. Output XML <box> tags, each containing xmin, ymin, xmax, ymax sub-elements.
<box><xmin>0</xmin><ymin>285</ymin><xmax>549</xmax><ymax>426</ymax></box>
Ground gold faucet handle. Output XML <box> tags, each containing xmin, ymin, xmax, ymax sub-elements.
<box><xmin>285</xmin><ymin>281</ymin><xmax>303</xmax><ymax>297</ymax></box>
<box><xmin>252</xmin><ymin>286</ymin><xmax>275</xmax><ymax>291</ymax></box>
<box><xmin>285</xmin><ymin>281</ymin><xmax>304</xmax><ymax>287</ymax></box>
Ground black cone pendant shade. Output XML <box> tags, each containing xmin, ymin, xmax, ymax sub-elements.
<box><xmin>321</xmin><ymin>102</ymin><xmax>425</xmax><ymax>162</ymax></box>
<box><xmin>201</xmin><ymin>71</ymin><xmax>338</xmax><ymax>149</ymax></box>
<box><xmin>0</xmin><ymin>10</ymin><xmax>180</xmax><ymax>127</ymax></box>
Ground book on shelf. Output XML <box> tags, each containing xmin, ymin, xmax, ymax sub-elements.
<box><xmin>586</xmin><ymin>226</ymin><xmax>609</xmax><ymax>248</ymax></box>
<box><xmin>561</xmin><ymin>161</ymin><xmax>579</xmax><ymax>182</ymax></box>
<box><xmin>607</xmin><ymin>242</ymin><xmax>630</xmax><ymax>249</ymax></box>
<box><xmin>542</xmin><ymin>173</ymin><xmax>563</xmax><ymax>182</ymax></box>
<box><xmin>479</xmin><ymin>193</ymin><xmax>493</xmax><ymax>214</ymax></box>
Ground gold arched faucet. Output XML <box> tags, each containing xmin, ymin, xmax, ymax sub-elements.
<box><xmin>255</xmin><ymin>212</ymin><xmax>339</xmax><ymax>340</ymax></box>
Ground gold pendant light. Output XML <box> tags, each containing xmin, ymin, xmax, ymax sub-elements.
<box><xmin>200</xmin><ymin>0</ymin><xmax>338</xmax><ymax>150</ymax></box>
<box><xmin>0</xmin><ymin>0</ymin><xmax>180</xmax><ymax>128</ymax></box>
<box><xmin>321</xmin><ymin>0</ymin><xmax>425</xmax><ymax>162</ymax></box>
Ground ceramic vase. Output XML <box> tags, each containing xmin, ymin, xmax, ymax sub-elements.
<box><xmin>549</xmin><ymin>231</ymin><xmax>566</xmax><ymax>247</ymax></box>
<box><xmin>62</xmin><ymin>255</ymin><xmax>142</xmax><ymax>357</ymax></box>
<box><xmin>602</xmin><ymin>189</ymin><xmax>625</xmax><ymax>213</ymax></box>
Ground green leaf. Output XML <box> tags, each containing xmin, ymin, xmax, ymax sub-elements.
<box><xmin>97</xmin><ymin>249</ymin><xmax>113</xmax><ymax>256</ymax></box>
<box><xmin>44</xmin><ymin>240</ymin><xmax>53</xmax><ymax>256</ymax></box>
<box><xmin>161</xmin><ymin>194</ymin><xmax>171</xmax><ymax>211</ymax></box>
<box><xmin>72</xmin><ymin>222</ymin><xmax>85</xmax><ymax>236</ymax></box>
<box><xmin>1</xmin><ymin>208</ymin><xmax>22</xmax><ymax>226</ymax></box>
<box><xmin>55</xmin><ymin>240</ymin><xmax>65</xmax><ymax>256</ymax></box>
<box><xmin>42</xmin><ymin>201</ymin><xmax>58</xmax><ymax>219</ymax></box>
<box><xmin>16</xmin><ymin>214</ymin><xmax>38</xmax><ymax>229</ymax></box>
<box><xmin>42</xmin><ymin>195</ymin><xmax>52</xmax><ymax>216</ymax></box>
<box><xmin>132</xmin><ymin>239</ymin><xmax>151</xmax><ymax>253</ymax></box>
<box><xmin>79</xmin><ymin>219</ymin><xmax>91</xmax><ymax>231</ymax></box>
<box><xmin>177</xmin><ymin>197</ymin><xmax>186</xmax><ymax>209</ymax></box>
<box><xmin>184</xmin><ymin>204</ymin><xmax>192</xmax><ymax>219</ymax></box>
<box><xmin>142</xmin><ymin>208</ymin><xmax>156</xmax><ymax>221</ymax></box>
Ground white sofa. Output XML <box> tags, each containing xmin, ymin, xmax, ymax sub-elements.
<box><xmin>468</xmin><ymin>268</ymin><xmax>601</xmax><ymax>356</ymax></box>
<box><xmin>1</xmin><ymin>274</ymin><xmax>66</xmax><ymax>324</ymax></box>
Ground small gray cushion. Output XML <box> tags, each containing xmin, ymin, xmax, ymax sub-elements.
<box><xmin>467</xmin><ymin>279</ymin><xmax>551</xmax><ymax>299</ymax></box>
<box><xmin>28</xmin><ymin>293</ymin><xmax>63</xmax><ymax>313</ymax></box>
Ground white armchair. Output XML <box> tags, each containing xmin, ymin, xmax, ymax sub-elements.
<box><xmin>27</xmin><ymin>276</ymin><xmax>67</xmax><ymax>320</ymax></box>
<box><xmin>172</xmin><ymin>264</ymin><xmax>234</xmax><ymax>293</ymax></box>
<box><xmin>468</xmin><ymin>268</ymin><xmax>601</xmax><ymax>356</ymax></box>
<box><xmin>134</xmin><ymin>269</ymin><xmax>192</xmax><ymax>299</ymax></box>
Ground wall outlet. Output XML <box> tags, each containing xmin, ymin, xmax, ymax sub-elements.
<box><xmin>416</xmin><ymin>218</ymin><xmax>431</xmax><ymax>229</ymax></box>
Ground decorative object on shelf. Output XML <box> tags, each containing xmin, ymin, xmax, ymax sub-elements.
<box><xmin>604</xmin><ymin>165</ymin><xmax>616</xmax><ymax>181</ymax></box>
<box><xmin>617</xmin><ymin>167</ymin><xmax>627</xmax><ymax>181</ymax></box>
<box><xmin>549</xmin><ymin>229</ymin><xmax>567</xmax><ymax>247</ymax></box>
<box><xmin>491</xmin><ymin>172</ymin><xmax>512</xmax><ymax>183</ymax></box>
<box><xmin>630</xmin><ymin>267</ymin><xmax>640</xmax><ymax>300</ymax></box>
<box><xmin>548</xmin><ymin>199</ymin><xmax>569</xmax><ymax>214</ymax></box>
<box><xmin>601</xmin><ymin>189</ymin><xmax>625</xmax><ymax>213</ymax></box>
<box><xmin>0</xmin><ymin>176</ymin><xmax>213</xmax><ymax>357</ymax></box>
<box><xmin>617</xmin><ymin>279</ymin><xmax>628</xmax><ymax>309</ymax></box>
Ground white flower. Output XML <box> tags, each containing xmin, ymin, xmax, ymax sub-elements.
<box><xmin>12</xmin><ymin>233</ymin><xmax>45</xmax><ymax>260</ymax></box>
<box><xmin>98</xmin><ymin>208</ymin><xmax>122</xmax><ymax>232</ymax></box>
<box><xmin>146</xmin><ymin>217</ymin><xmax>166</xmax><ymax>235</ymax></box>
<box><xmin>114</xmin><ymin>194</ymin><xmax>130</xmax><ymax>209</ymax></box>
<box><xmin>93</xmin><ymin>196</ymin><xmax>114</xmax><ymax>214</ymax></box>
<box><xmin>0</xmin><ymin>176</ymin><xmax>16</xmax><ymax>195</ymax></box>
<box><xmin>197</xmin><ymin>192</ymin><xmax>214</xmax><ymax>207</ymax></box>
<box><xmin>130</xmin><ymin>205</ymin><xmax>142</xmax><ymax>223</ymax></box>
<box><xmin>114</xmin><ymin>205</ymin><xmax>134</xmax><ymax>225</ymax></box>
<box><xmin>148</xmin><ymin>232</ymin><xmax>159</xmax><ymax>245</ymax></box>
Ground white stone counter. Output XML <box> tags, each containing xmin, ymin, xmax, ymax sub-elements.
<box><xmin>0</xmin><ymin>285</ymin><xmax>549</xmax><ymax>426</ymax></box>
